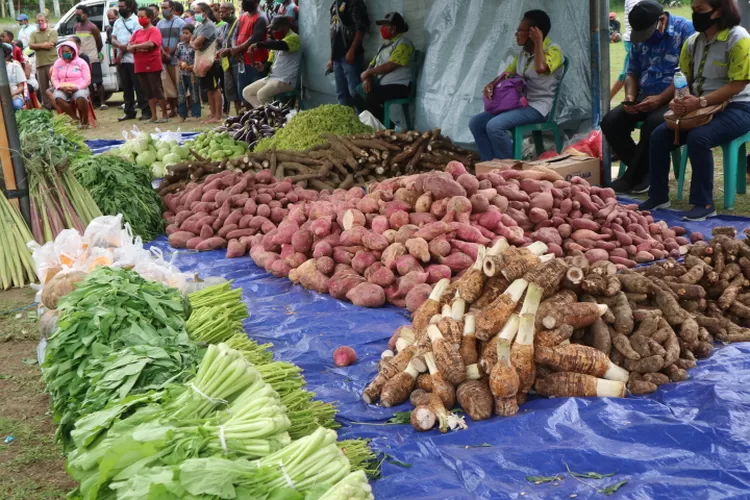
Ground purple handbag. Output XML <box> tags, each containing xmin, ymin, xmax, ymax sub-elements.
<box><xmin>483</xmin><ymin>73</ymin><xmax>528</xmax><ymax>114</ymax></box>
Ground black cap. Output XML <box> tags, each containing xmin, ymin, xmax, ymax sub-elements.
<box><xmin>376</xmin><ymin>12</ymin><xmax>408</xmax><ymax>33</ymax></box>
<box><xmin>629</xmin><ymin>0</ymin><xmax>664</xmax><ymax>43</ymax></box>
<box><xmin>268</xmin><ymin>15</ymin><xmax>291</xmax><ymax>29</ymax></box>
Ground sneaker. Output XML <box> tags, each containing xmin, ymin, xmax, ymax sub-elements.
<box><xmin>610</xmin><ymin>177</ymin><xmax>632</xmax><ymax>194</ymax></box>
<box><xmin>638</xmin><ymin>197</ymin><xmax>671</xmax><ymax>211</ymax></box>
<box><xmin>680</xmin><ymin>205</ymin><xmax>717</xmax><ymax>221</ymax></box>
<box><xmin>118</xmin><ymin>114</ymin><xmax>137</xmax><ymax>122</ymax></box>
<box><xmin>100</xmin><ymin>104</ymin><xmax>108</xmax><ymax>111</ymax></box>
<box><xmin>630</xmin><ymin>180</ymin><xmax>650</xmax><ymax>195</ymax></box>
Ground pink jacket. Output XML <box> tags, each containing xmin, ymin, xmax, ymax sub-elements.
<box><xmin>50</xmin><ymin>41</ymin><xmax>91</xmax><ymax>90</ymax></box>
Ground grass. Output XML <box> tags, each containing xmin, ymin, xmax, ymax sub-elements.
<box><xmin>607</xmin><ymin>4</ymin><xmax>750</xmax><ymax>216</ymax></box>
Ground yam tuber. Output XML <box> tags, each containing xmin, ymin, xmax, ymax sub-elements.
<box><xmin>456</xmin><ymin>379</ymin><xmax>494</xmax><ymax>421</ymax></box>
<box><xmin>540</xmin><ymin>302</ymin><xmax>608</xmax><ymax>330</ymax></box>
<box><xmin>535</xmin><ymin>344</ymin><xmax>629</xmax><ymax>382</ymax></box>
<box><xmin>428</xmin><ymin>324</ymin><xmax>466</xmax><ymax>385</ymax></box>
<box><xmin>459</xmin><ymin>314</ymin><xmax>479</xmax><ymax>365</ymax></box>
<box><xmin>475</xmin><ymin>279</ymin><xmax>528</xmax><ymax>340</ymax></box>
<box><xmin>489</xmin><ymin>338</ymin><xmax>520</xmax><ymax>417</ymax></box>
<box><xmin>380</xmin><ymin>359</ymin><xmax>425</xmax><ymax>407</ymax></box>
<box><xmin>423</xmin><ymin>352</ymin><xmax>457</xmax><ymax>409</ymax></box>
<box><xmin>412</xmin><ymin>278</ymin><xmax>449</xmax><ymax>332</ymax></box>
<box><xmin>511</xmin><ymin>313</ymin><xmax>537</xmax><ymax>404</ymax></box>
<box><xmin>534</xmin><ymin>372</ymin><xmax>626</xmax><ymax>398</ymax></box>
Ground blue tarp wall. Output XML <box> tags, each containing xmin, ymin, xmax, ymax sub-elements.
<box><xmin>147</xmin><ymin>209</ymin><xmax>750</xmax><ymax>500</ymax></box>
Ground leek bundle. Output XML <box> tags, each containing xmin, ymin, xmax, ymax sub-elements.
<box><xmin>0</xmin><ymin>190</ymin><xmax>37</xmax><ymax>288</ymax></box>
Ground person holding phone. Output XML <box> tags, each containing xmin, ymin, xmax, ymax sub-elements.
<box><xmin>601</xmin><ymin>0</ymin><xmax>694</xmax><ymax>194</ymax></box>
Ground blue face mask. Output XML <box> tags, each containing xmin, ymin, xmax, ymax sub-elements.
<box><xmin>646</xmin><ymin>28</ymin><xmax>664</xmax><ymax>44</ymax></box>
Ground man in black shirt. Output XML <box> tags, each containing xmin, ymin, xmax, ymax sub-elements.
<box><xmin>328</xmin><ymin>0</ymin><xmax>368</xmax><ymax>107</ymax></box>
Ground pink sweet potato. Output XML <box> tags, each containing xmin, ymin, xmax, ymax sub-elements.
<box><xmin>425</xmin><ymin>264</ymin><xmax>452</xmax><ymax>284</ymax></box>
<box><xmin>352</xmin><ymin>251</ymin><xmax>378</xmax><ymax>275</ymax></box>
<box><xmin>329</xmin><ymin>271</ymin><xmax>366</xmax><ymax>300</ymax></box>
<box><xmin>362</xmin><ymin>231</ymin><xmax>389</xmax><ymax>251</ymax></box>
<box><xmin>408</xmin><ymin>212</ymin><xmax>438</xmax><ymax>226</ymax></box>
<box><xmin>312</xmin><ymin>241</ymin><xmax>333</xmax><ymax>258</ymax></box>
<box><xmin>389</xmin><ymin>210</ymin><xmax>410</xmax><ymax>230</ymax></box>
<box><xmin>186</xmin><ymin>237</ymin><xmax>202</xmax><ymax>250</ymax></box>
<box><xmin>528</xmin><ymin>207</ymin><xmax>549</xmax><ymax>224</ymax></box>
<box><xmin>531</xmin><ymin>227</ymin><xmax>562</xmax><ymax>246</ymax></box>
<box><xmin>478</xmin><ymin>207</ymin><xmax>502</xmax><ymax>230</ymax></box>
<box><xmin>347</xmin><ymin>282</ymin><xmax>386</xmax><ymax>307</ymax></box>
<box><xmin>635</xmin><ymin>251</ymin><xmax>655</xmax><ymax>263</ymax></box>
<box><xmin>449</xmin><ymin>222</ymin><xmax>491</xmax><ymax>244</ymax></box>
<box><xmin>446</xmin><ymin>161</ymin><xmax>468</xmax><ymax>178</ymax></box>
<box><xmin>405</xmin><ymin>283</ymin><xmax>433</xmax><ymax>312</ymax></box>
<box><xmin>430</xmin><ymin>198</ymin><xmax>449</xmax><ymax>218</ymax></box>
<box><xmin>369</xmin><ymin>265</ymin><xmax>396</xmax><ymax>287</ymax></box>
<box><xmin>530</xmin><ymin>190</ymin><xmax>554</xmax><ymax>212</ymax></box>
<box><xmin>547</xmin><ymin>243</ymin><xmax>564</xmax><ymax>257</ymax></box>
<box><xmin>310</xmin><ymin>216</ymin><xmax>332</xmax><ymax>238</ymax></box>
<box><xmin>571</xmin><ymin>218</ymin><xmax>600</xmax><ymax>231</ymax></box>
<box><xmin>333</xmin><ymin>247</ymin><xmax>356</xmax><ymax>265</ymax></box>
<box><xmin>584</xmin><ymin>248</ymin><xmax>609</xmax><ymax>264</ymax></box>
<box><xmin>415</xmin><ymin>192</ymin><xmax>433</xmax><ymax>212</ymax></box>
<box><xmin>340</xmin><ymin>226</ymin><xmax>366</xmax><ymax>246</ymax></box>
<box><xmin>286</xmin><ymin>252</ymin><xmax>308</xmax><ymax>269</ymax></box>
<box><xmin>292</xmin><ymin>229</ymin><xmax>313</xmax><ymax>253</ymax></box>
<box><xmin>169</xmin><ymin>231</ymin><xmax>195</xmax><ymax>248</ymax></box>
<box><xmin>456</xmin><ymin>174</ymin><xmax>479</xmax><ymax>196</ymax></box>
<box><xmin>356</xmin><ymin>197</ymin><xmax>380</xmax><ymax>214</ymax></box>
<box><xmin>371</xmin><ymin>215</ymin><xmax>390</xmax><ymax>234</ymax></box>
<box><xmin>396</xmin><ymin>271</ymin><xmax>429</xmax><ymax>297</ymax></box>
<box><xmin>316</xmin><ymin>256</ymin><xmax>335</xmax><ymax>276</ymax></box>
<box><xmin>270</xmin><ymin>259</ymin><xmax>292</xmax><ymax>278</ymax></box>
<box><xmin>415</xmin><ymin>221</ymin><xmax>451</xmax><ymax>241</ymax></box>
<box><xmin>610</xmin><ymin>255</ymin><xmax>637</xmax><ymax>268</ymax></box>
<box><xmin>196</xmin><ymin>237</ymin><xmax>227</xmax><ymax>251</ymax></box>
<box><xmin>256</xmin><ymin>204</ymin><xmax>271</xmax><ymax>218</ymax></box>
<box><xmin>200</xmin><ymin>225</ymin><xmax>214</xmax><ymax>240</ymax></box>
<box><xmin>440</xmin><ymin>252</ymin><xmax>473</xmax><ymax>272</ymax></box>
<box><xmin>382</xmin><ymin>200</ymin><xmax>412</xmax><ymax>219</ymax></box>
<box><xmin>341</xmin><ymin>208</ymin><xmax>366</xmax><ymax>230</ymax></box>
<box><xmin>428</xmin><ymin>238</ymin><xmax>451</xmax><ymax>259</ymax></box>
<box><xmin>406</xmin><ymin>237</ymin><xmax>430</xmax><ymax>263</ymax></box>
<box><xmin>395</xmin><ymin>225</ymin><xmax>420</xmax><ymax>244</ymax></box>
<box><xmin>396</xmin><ymin>255</ymin><xmax>424</xmax><ymax>276</ymax></box>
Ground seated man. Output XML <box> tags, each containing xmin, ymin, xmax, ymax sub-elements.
<box><xmin>351</xmin><ymin>12</ymin><xmax>413</xmax><ymax>123</ymax></box>
<box><xmin>609</xmin><ymin>12</ymin><xmax>622</xmax><ymax>42</ymax></box>
<box><xmin>601</xmin><ymin>0</ymin><xmax>694</xmax><ymax>194</ymax></box>
<box><xmin>4</xmin><ymin>43</ymin><xmax>26</xmax><ymax>110</ymax></box>
<box><xmin>49</xmin><ymin>41</ymin><xmax>92</xmax><ymax>128</ymax></box>
<box><xmin>241</xmin><ymin>15</ymin><xmax>300</xmax><ymax>107</ymax></box>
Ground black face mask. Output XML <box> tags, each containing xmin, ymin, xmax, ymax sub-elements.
<box><xmin>119</xmin><ymin>8</ymin><xmax>130</xmax><ymax>17</ymax></box>
<box><xmin>692</xmin><ymin>10</ymin><xmax>717</xmax><ymax>32</ymax></box>
<box><xmin>75</xmin><ymin>15</ymin><xmax>83</xmax><ymax>22</ymax></box>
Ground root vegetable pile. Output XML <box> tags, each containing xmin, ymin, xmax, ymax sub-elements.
<box><xmin>157</xmin><ymin>129</ymin><xmax>478</xmax><ymax>196</ymax></box>
<box><xmin>215</xmin><ymin>102</ymin><xmax>290</xmax><ymax>148</ymax></box>
<box><xmin>362</xmin><ymin>228</ymin><xmax>750</xmax><ymax>431</ymax></box>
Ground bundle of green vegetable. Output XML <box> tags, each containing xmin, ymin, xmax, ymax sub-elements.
<box><xmin>0</xmin><ymin>190</ymin><xmax>37</xmax><ymax>289</ymax></box>
<box><xmin>114</xmin><ymin>134</ymin><xmax>191</xmax><ymax>179</ymax></box>
<box><xmin>71</xmin><ymin>156</ymin><xmax>164</xmax><ymax>241</ymax></box>
<box><xmin>17</xmin><ymin>110</ymin><xmax>101</xmax><ymax>243</ymax></box>
<box><xmin>42</xmin><ymin>267</ymin><xmax>194</xmax><ymax>445</ymax></box>
<box><xmin>254</xmin><ymin>104</ymin><xmax>373</xmax><ymax>152</ymax></box>
<box><xmin>184</xmin><ymin>131</ymin><xmax>248</xmax><ymax>162</ymax></box>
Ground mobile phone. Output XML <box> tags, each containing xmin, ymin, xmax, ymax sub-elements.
<box><xmin>622</xmin><ymin>100</ymin><xmax>639</xmax><ymax>106</ymax></box>
<box><xmin>325</xmin><ymin>68</ymin><xmax>333</xmax><ymax>76</ymax></box>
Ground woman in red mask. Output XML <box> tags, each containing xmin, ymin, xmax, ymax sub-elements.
<box><xmin>353</xmin><ymin>11</ymin><xmax>414</xmax><ymax>124</ymax></box>
<box><xmin>241</xmin><ymin>15</ymin><xmax>301</xmax><ymax>107</ymax></box>
<box><xmin>128</xmin><ymin>6</ymin><xmax>169</xmax><ymax>122</ymax></box>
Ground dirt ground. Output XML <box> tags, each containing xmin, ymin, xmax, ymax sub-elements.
<box><xmin>76</xmin><ymin>92</ymin><xmax>215</xmax><ymax>141</ymax></box>
<box><xmin>0</xmin><ymin>288</ymin><xmax>75</xmax><ymax>500</ymax></box>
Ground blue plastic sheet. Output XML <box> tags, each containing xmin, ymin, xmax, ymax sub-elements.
<box><xmin>147</xmin><ymin>209</ymin><xmax>750</xmax><ymax>499</ymax></box>
<box><xmin>84</xmin><ymin>132</ymin><xmax>200</xmax><ymax>155</ymax></box>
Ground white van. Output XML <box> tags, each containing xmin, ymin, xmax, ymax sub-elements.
<box><xmin>54</xmin><ymin>0</ymin><xmax>133</xmax><ymax>98</ymax></box>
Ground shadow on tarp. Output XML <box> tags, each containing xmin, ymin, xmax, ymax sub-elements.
<box><xmin>85</xmin><ymin>132</ymin><xmax>200</xmax><ymax>156</ymax></box>
<box><xmin>148</xmin><ymin>205</ymin><xmax>750</xmax><ymax>499</ymax></box>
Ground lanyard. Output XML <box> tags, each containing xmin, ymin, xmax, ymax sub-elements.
<box><xmin>694</xmin><ymin>37</ymin><xmax>715</xmax><ymax>97</ymax></box>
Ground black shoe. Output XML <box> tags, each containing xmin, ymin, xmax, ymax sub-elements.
<box><xmin>629</xmin><ymin>180</ymin><xmax>650</xmax><ymax>195</ymax></box>
<box><xmin>638</xmin><ymin>197</ymin><xmax>671</xmax><ymax>211</ymax></box>
<box><xmin>680</xmin><ymin>205</ymin><xmax>717</xmax><ymax>221</ymax></box>
<box><xmin>118</xmin><ymin>114</ymin><xmax>137</xmax><ymax>122</ymax></box>
<box><xmin>610</xmin><ymin>177</ymin><xmax>632</xmax><ymax>194</ymax></box>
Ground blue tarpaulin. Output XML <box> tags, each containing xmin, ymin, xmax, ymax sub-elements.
<box><xmin>147</xmin><ymin>210</ymin><xmax>750</xmax><ymax>500</ymax></box>
<box><xmin>85</xmin><ymin>132</ymin><xmax>200</xmax><ymax>155</ymax></box>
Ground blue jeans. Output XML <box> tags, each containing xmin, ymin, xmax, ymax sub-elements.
<box><xmin>469</xmin><ymin>107</ymin><xmax>546</xmax><ymax>161</ymax></box>
<box><xmin>12</xmin><ymin>97</ymin><xmax>24</xmax><ymax>110</ymax></box>
<box><xmin>237</xmin><ymin>64</ymin><xmax>263</xmax><ymax>105</ymax></box>
<box><xmin>648</xmin><ymin>102</ymin><xmax>750</xmax><ymax>206</ymax></box>
<box><xmin>178</xmin><ymin>74</ymin><xmax>201</xmax><ymax>118</ymax></box>
<box><xmin>333</xmin><ymin>53</ymin><xmax>364</xmax><ymax>107</ymax></box>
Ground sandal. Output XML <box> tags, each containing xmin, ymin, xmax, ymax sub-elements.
<box><xmin>153</xmin><ymin>118</ymin><xmax>169</xmax><ymax>124</ymax></box>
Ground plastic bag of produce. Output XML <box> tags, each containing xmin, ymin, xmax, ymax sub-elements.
<box><xmin>27</xmin><ymin>240</ymin><xmax>61</xmax><ymax>285</ymax></box>
<box><xmin>359</xmin><ymin>110</ymin><xmax>386</xmax><ymax>130</ymax></box>
<box><xmin>82</xmin><ymin>215</ymin><xmax>124</xmax><ymax>249</ymax></box>
<box><xmin>54</xmin><ymin>229</ymin><xmax>84</xmax><ymax>267</ymax></box>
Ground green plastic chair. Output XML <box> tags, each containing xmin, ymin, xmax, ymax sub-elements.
<box><xmin>616</xmin><ymin>121</ymin><xmax>684</xmax><ymax>180</ymax></box>
<box><xmin>512</xmin><ymin>56</ymin><xmax>570</xmax><ymax>159</ymax></box>
<box><xmin>676</xmin><ymin>130</ymin><xmax>750</xmax><ymax>210</ymax></box>
<box><xmin>272</xmin><ymin>54</ymin><xmax>303</xmax><ymax>109</ymax></box>
<box><xmin>382</xmin><ymin>50</ymin><xmax>423</xmax><ymax>130</ymax></box>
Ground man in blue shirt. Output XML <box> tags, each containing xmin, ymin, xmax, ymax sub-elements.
<box><xmin>602</xmin><ymin>0</ymin><xmax>694</xmax><ymax>194</ymax></box>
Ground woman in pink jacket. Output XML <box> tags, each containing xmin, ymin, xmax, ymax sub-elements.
<box><xmin>49</xmin><ymin>41</ymin><xmax>92</xmax><ymax>128</ymax></box>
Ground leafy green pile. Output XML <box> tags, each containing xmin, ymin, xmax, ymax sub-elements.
<box><xmin>254</xmin><ymin>104</ymin><xmax>372</xmax><ymax>152</ymax></box>
<box><xmin>71</xmin><ymin>155</ymin><xmax>165</xmax><ymax>241</ymax></box>
<box><xmin>16</xmin><ymin>109</ymin><xmax>90</xmax><ymax>158</ymax></box>
<box><xmin>42</xmin><ymin>267</ymin><xmax>195</xmax><ymax>445</ymax></box>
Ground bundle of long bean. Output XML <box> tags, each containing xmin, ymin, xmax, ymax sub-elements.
<box><xmin>0</xmin><ymin>191</ymin><xmax>37</xmax><ymax>289</ymax></box>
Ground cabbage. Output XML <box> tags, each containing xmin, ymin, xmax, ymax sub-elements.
<box><xmin>162</xmin><ymin>153</ymin><xmax>180</xmax><ymax>165</ymax></box>
<box><xmin>133</xmin><ymin>136</ymin><xmax>151</xmax><ymax>154</ymax></box>
<box><xmin>155</xmin><ymin>148</ymin><xmax>170</xmax><ymax>161</ymax></box>
<box><xmin>136</xmin><ymin>151</ymin><xmax>156</xmax><ymax>167</ymax></box>
<box><xmin>151</xmin><ymin>161</ymin><xmax>166</xmax><ymax>178</ymax></box>
<box><xmin>171</xmin><ymin>145</ymin><xmax>189</xmax><ymax>159</ymax></box>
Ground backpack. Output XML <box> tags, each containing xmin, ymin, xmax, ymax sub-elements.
<box><xmin>483</xmin><ymin>73</ymin><xmax>528</xmax><ymax>115</ymax></box>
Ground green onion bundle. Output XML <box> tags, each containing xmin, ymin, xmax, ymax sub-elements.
<box><xmin>0</xmin><ymin>190</ymin><xmax>37</xmax><ymax>289</ymax></box>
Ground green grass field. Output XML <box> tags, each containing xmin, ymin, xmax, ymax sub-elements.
<box><xmin>607</xmin><ymin>4</ymin><xmax>750</xmax><ymax>215</ymax></box>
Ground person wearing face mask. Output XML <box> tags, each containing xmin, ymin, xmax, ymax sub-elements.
<box><xmin>150</xmin><ymin>4</ymin><xmax>161</xmax><ymax>26</ymax></box>
<box><xmin>602</xmin><ymin>0</ymin><xmax>694</xmax><ymax>194</ymax></box>
<box><xmin>129</xmin><ymin>6</ymin><xmax>169</xmax><ymax>123</ymax></box>
<box><xmin>50</xmin><ymin>41</ymin><xmax>92</xmax><ymax>127</ymax></box>
<box><xmin>112</xmin><ymin>0</ymin><xmax>151</xmax><ymax>121</ymax></box>
<box><xmin>641</xmin><ymin>0</ymin><xmax>750</xmax><ymax>221</ymax></box>
<box><xmin>158</xmin><ymin>0</ymin><xmax>185</xmax><ymax>117</ymax></box>
<box><xmin>28</xmin><ymin>13</ymin><xmax>57</xmax><ymax>110</ymax></box>
<box><xmin>74</xmin><ymin>5</ymin><xmax>108</xmax><ymax>110</ymax></box>
<box><xmin>16</xmin><ymin>14</ymin><xmax>36</xmax><ymax>49</ymax></box>
<box><xmin>351</xmin><ymin>12</ymin><xmax>413</xmax><ymax>123</ymax></box>
<box><xmin>231</xmin><ymin>0</ymin><xmax>269</xmax><ymax>104</ymax></box>
<box><xmin>216</xmin><ymin>2</ymin><xmax>242</xmax><ymax>115</ymax></box>
<box><xmin>4</xmin><ymin>43</ymin><xmax>26</xmax><ymax>111</ymax></box>
<box><xmin>191</xmin><ymin>2</ymin><xmax>223</xmax><ymax>122</ymax></box>
<box><xmin>241</xmin><ymin>15</ymin><xmax>300</xmax><ymax>106</ymax></box>
<box><xmin>470</xmin><ymin>10</ymin><xmax>564</xmax><ymax>161</ymax></box>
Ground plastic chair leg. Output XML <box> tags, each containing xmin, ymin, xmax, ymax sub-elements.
<box><xmin>551</xmin><ymin>124</ymin><xmax>562</xmax><ymax>153</ymax></box>
<box><xmin>676</xmin><ymin>147</ymin><xmax>689</xmax><ymax>201</ymax></box>
<box><xmin>402</xmin><ymin>103</ymin><xmax>412</xmax><ymax>131</ymax></box>
<box><xmin>670</xmin><ymin>147</ymin><xmax>682</xmax><ymax>181</ymax></box>
<box><xmin>512</xmin><ymin>128</ymin><xmax>524</xmax><ymax>159</ymax></box>
<box><xmin>722</xmin><ymin>140</ymin><xmax>738</xmax><ymax>210</ymax></box>
<box><xmin>532</xmin><ymin>130</ymin><xmax>545</xmax><ymax>157</ymax></box>
<box><xmin>617</xmin><ymin>162</ymin><xmax>626</xmax><ymax>178</ymax></box>
<box><xmin>737</xmin><ymin>143</ymin><xmax>747</xmax><ymax>195</ymax></box>
<box><xmin>383</xmin><ymin>103</ymin><xmax>392</xmax><ymax>129</ymax></box>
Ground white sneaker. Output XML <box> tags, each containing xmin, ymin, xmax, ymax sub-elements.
<box><xmin>100</xmin><ymin>104</ymin><xmax>108</xmax><ymax>111</ymax></box>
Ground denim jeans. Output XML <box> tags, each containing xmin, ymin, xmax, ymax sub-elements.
<box><xmin>469</xmin><ymin>107</ymin><xmax>546</xmax><ymax>161</ymax></box>
<box><xmin>648</xmin><ymin>102</ymin><xmax>750</xmax><ymax>206</ymax></box>
<box><xmin>333</xmin><ymin>53</ymin><xmax>364</xmax><ymax>107</ymax></box>
<box><xmin>178</xmin><ymin>73</ymin><xmax>201</xmax><ymax>118</ymax></box>
<box><xmin>12</xmin><ymin>97</ymin><xmax>23</xmax><ymax>110</ymax></box>
<box><xmin>236</xmin><ymin>64</ymin><xmax>263</xmax><ymax>105</ymax></box>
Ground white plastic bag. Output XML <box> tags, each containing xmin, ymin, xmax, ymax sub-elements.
<box><xmin>82</xmin><ymin>215</ymin><xmax>124</xmax><ymax>249</ymax></box>
<box><xmin>359</xmin><ymin>111</ymin><xmax>386</xmax><ymax>130</ymax></box>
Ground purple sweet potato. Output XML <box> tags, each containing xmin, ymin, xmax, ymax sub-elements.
<box><xmin>369</xmin><ymin>265</ymin><xmax>397</xmax><ymax>287</ymax></box>
<box><xmin>396</xmin><ymin>271</ymin><xmax>429</xmax><ymax>297</ymax></box>
<box><xmin>395</xmin><ymin>224</ymin><xmax>420</xmax><ymax>244</ymax></box>
<box><xmin>382</xmin><ymin>243</ymin><xmax>407</xmax><ymax>269</ymax></box>
<box><xmin>312</xmin><ymin>241</ymin><xmax>333</xmax><ymax>258</ymax></box>
<box><xmin>225</xmin><ymin>239</ymin><xmax>247</xmax><ymax>258</ymax></box>
<box><xmin>389</xmin><ymin>210</ymin><xmax>410</xmax><ymax>230</ymax></box>
<box><xmin>425</xmin><ymin>264</ymin><xmax>452</xmax><ymax>284</ymax></box>
<box><xmin>405</xmin><ymin>283</ymin><xmax>433</xmax><ymax>312</ymax></box>
<box><xmin>347</xmin><ymin>282</ymin><xmax>386</xmax><ymax>307</ymax></box>
<box><xmin>371</xmin><ymin>215</ymin><xmax>390</xmax><ymax>234</ymax></box>
<box><xmin>362</xmin><ymin>231</ymin><xmax>389</xmax><ymax>251</ymax></box>
<box><xmin>428</xmin><ymin>238</ymin><xmax>451</xmax><ymax>259</ymax></box>
<box><xmin>405</xmin><ymin>237</ymin><xmax>430</xmax><ymax>263</ymax></box>
<box><xmin>419</xmin><ymin>172</ymin><xmax>467</xmax><ymax>200</ymax></box>
<box><xmin>440</xmin><ymin>252</ymin><xmax>474</xmax><ymax>272</ymax></box>
<box><xmin>352</xmin><ymin>250</ymin><xmax>378</xmax><ymax>275</ymax></box>
<box><xmin>316</xmin><ymin>256</ymin><xmax>335</xmax><ymax>276</ymax></box>
<box><xmin>396</xmin><ymin>255</ymin><xmax>424</xmax><ymax>276</ymax></box>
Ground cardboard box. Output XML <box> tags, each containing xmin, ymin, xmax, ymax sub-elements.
<box><xmin>475</xmin><ymin>154</ymin><xmax>601</xmax><ymax>185</ymax></box>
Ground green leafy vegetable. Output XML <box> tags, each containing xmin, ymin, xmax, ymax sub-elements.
<box><xmin>570</xmin><ymin>471</ymin><xmax>617</xmax><ymax>479</ymax></box>
<box><xmin>526</xmin><ymin>475</ymin><xmax>564</xmax><ymax>484</ymax></box>
<box><xmin>600</xmin><ymin>480</ymin><xmax>628</xmax><ymax>495</ymax></box>
<box><xmin>71</xmin><ymin>155</ymin><xmax>164</xmax><ymax>241</ymax></box>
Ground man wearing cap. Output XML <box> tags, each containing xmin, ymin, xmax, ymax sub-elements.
<box><xmin>16</xmin><ymin>14</ymin><xmax>36</xmax><ymax>49</ymax></box>
<box><xmin>352</xmin><ymin>12</ymin><xmax>413</xmax><ymax>123</ymax></box>
<box><xmin>609</xmin><ymin>12</ymin><xmax>622</xmax><ymax>42</ymax></box>
<box><xmin>241</xmin><ymin>15</ymin><xmax>300</xmax><ymax>106</ymax></box>
<box><xmin>602</xmin><ymin>0</ymin><xmax>694</xmax><ymax>194</ymax></box>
